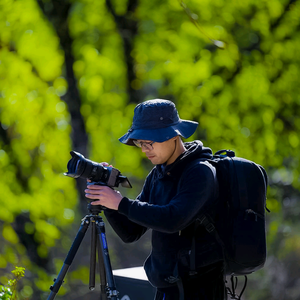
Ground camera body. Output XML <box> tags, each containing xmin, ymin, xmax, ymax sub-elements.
<box><xmin>64</xmin><ymin>151</ymin><xmax>132</xmax><ymax>188</ymax></box>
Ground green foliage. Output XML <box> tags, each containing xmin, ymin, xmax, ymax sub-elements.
<box><xmin>1</xmin><ymin>0</ymin><xmax>300</xmax><ymax>299</ymax></box>
<box><xmin>0</xmin><ymin>0</ymin><xmax>79</xmax><ymax>296</ymax></box>
<box><xmin>0</xmin><ymin>286</ymin><xmax>12</xmax><ymax>300</ymax></box>
<box><xmin>0</xmin><ymin>267</ymin><xmax>25</xmax><ymax>300</ymax></box>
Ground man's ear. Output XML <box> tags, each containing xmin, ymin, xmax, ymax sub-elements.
<box><xmin>172</xmin><ymin>135</ymin><xmax>182</xmax><ymax>143</ymax></box>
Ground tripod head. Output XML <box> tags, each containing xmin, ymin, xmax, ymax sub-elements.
<box><xmin>86</xmin><ymin>181</ymin><xmax>113</xmax><ymax>215</ymax></box>
<box><xmin>87</xmin><ymin>202</ymin><xmax>105</xmax><ymax>215</ymax></box>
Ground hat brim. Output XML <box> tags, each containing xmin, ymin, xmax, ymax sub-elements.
<box><xmin>119</xmin><ymin>119</ymin><xmax>198</xmax><ymax>146</ymax></box>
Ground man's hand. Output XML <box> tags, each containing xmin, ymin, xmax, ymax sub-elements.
<box><xmin>85</xmin><ymin>184</ymin><xmax>123</xmax><ymax>210</ymax></box>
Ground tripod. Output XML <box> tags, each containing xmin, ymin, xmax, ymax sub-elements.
<box><xmin>47</xmin><ymin>203</ymin><xmax>119</xmax><ymax>300</ymax></box>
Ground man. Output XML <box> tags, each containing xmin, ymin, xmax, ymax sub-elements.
<box><xmin>85</xmin><ymin>99</ymin><xmax>226</xmax><ymax>300</ymax></box>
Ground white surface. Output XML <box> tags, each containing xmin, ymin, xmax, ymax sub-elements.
<box><xmin>113</xmin><ymin>266</ymin><xmax>148</xmax><ymax>281</ymax></box>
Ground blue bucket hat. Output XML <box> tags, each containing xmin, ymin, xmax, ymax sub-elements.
<box><xmin>119</xmin><ymin>99</ymin><xmax>198</xmax><ymax>146</ymax></box>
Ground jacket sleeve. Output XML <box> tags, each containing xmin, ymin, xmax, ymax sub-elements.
<box><xmin>118</xmin><ymin>161</ymin><xmax>217</xmax><ymax>233</ymax></box>
<box><xmin>104</xmin><ymin>209</ymin><xmax>148</xmax><ymax>243</ymax></box>
<box><xmin>104</xmin><ymin>169</ymin><xmax>154</xmax><ymax>243</ymax></box>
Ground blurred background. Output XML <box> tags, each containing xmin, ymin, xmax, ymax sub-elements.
<box><xmin>0</xmin><ymin>0</ymin><xmax>299</xmax><ymax>299</ymax></box>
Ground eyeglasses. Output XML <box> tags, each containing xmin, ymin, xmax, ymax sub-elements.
<box><xmin>133</xmin><ymin>140</ymin><xmax>155</xmax><ymax>150</ymax></box>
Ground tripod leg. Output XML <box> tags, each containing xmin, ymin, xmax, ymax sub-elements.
<box><xmin>47</xmin><ymin>217</ymin><xmax>90</xmax><ymax>300</ymax></box>
<box><xmin>89</xmin><ymin>218</ymin><xmax>97</xmax><ymax>290</ymax></box>
<box><xmin>96</xmin><ymin>219</ymin><xmax>119</xmax><ymax>300</ymax></box>
<box><xmin>90</xmin><ymin>219</ymin><xmax>108</xmax><ymax>299</ymax></box>
<box><xmin>98</xmin><ymin>238</ymin><xmax>108</xmax><ymax>300</ymax></box>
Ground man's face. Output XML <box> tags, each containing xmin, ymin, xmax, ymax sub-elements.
<box><xmin>135</xmin><ymin>137</ymin><xmax>177</xmax><ymax>165</ymax></box>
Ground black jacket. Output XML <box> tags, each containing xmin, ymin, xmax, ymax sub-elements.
<box><xmin>105</xmin><ymin>140</ymin><xmax>223</xmax><ymax>288</ymax></box>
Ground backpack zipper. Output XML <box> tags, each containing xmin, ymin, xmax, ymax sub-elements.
<box><xmin>244</xmin><ymin>209</ymin><xmax>263</xmax><ymax>221</ymax></box>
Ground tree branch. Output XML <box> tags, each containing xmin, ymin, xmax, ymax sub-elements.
<box><xmin>106</xmin><ymin>0</ymin><xmax>141</xmax><ymax>104</ymax></box>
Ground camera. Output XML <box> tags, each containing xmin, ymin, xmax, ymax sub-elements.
<box><xmin>64</xmin><ymin>151</ymin><xmax>132</xmax><ymax>188</ymax></box>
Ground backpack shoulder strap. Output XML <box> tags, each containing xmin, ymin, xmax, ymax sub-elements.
<box><xmin>189</xmin><ymin>214</ymin><xmax>225</xmax><ymax>274</ymax></box>
<box><xmin>188</xmin><ymin>159</ymin><xmax>221</xmax><ymax>275</ymax></box>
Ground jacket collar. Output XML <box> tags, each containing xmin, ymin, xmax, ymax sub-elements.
<box><xmin>156</xmin><ymin>140</ymin><xmax>213</xmax><ymax>179</ymax></box>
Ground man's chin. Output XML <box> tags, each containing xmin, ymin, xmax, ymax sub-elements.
<box><xmin>147</xmin><ymin>156</ymin><xmax>159</xmax><ymax>165</ymax></box>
